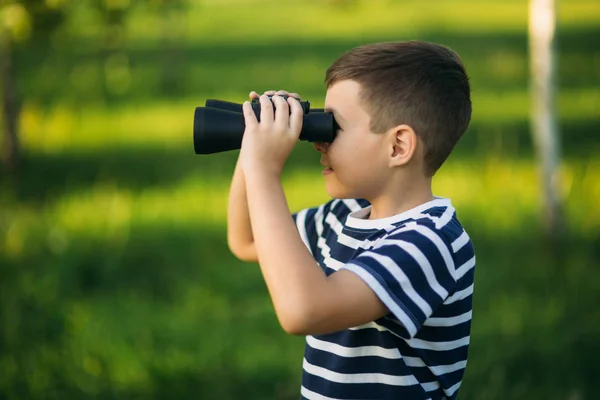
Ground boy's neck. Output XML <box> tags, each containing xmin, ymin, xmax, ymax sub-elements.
<box><xmin>367</xmin><ymin>177</ymin><xmax>434</xmax><ymax>220</ymax></box>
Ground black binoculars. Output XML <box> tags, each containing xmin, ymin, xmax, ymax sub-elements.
<box><xmin>193</xmin><ymin>95</ymin><xmax>338</xmax><ymax>154</ymax></box>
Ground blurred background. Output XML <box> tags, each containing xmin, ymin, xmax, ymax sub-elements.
<box><xmin>0</xmin><ymin>0</ymin><xmax>598</xmax><ymax>399</ymax></box>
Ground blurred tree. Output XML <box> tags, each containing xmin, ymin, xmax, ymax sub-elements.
<box><xmin>1</xmin><ymin>1</ymin><xmax>67</xmax><ymax>173</ymax></box>
<box><xmin>0</xmin><ymin>0</ymin><xmax>139</xmax><ymax>173</ymax></box>
<box><xmin>529</xmin><ymin>0</ymin><xmax>563</xmax><ymax>236</ymax></box>
<box><xmin>0</xmin><ymin>8</ymin><xmax>20</xmax><ymax>173</ymax></box>
<box><xmin>148</xmin><ymin>0</ymin><xmax>188</xmax><ymax>96</ymax></box>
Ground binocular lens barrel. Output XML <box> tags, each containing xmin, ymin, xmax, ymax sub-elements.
<box><xmin>194</xmin><ymin>97</ymin><xmax>337</xmax><ymax>155</ymax></box>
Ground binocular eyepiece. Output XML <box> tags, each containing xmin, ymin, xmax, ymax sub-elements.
<box><xmin>193</xmin><ymin>95</ymin><xmax>338</xmax><ymax>154</ymax></box>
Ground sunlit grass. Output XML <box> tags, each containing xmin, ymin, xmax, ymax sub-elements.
<box><xmin>2</xmin><ymin>159</ymin><xmax>597</xmax><ymax>262</ymax></box>
<box><xmin>2</xmin><ymin>1</ymin><xmax>598</xmax><ymax>398</ymax></box>
<box><xmin>18</xmin><ymin>87</ymin><xmax>599</xmax><ymax>153</ymax></box>
<box><xmin>117</xmin><ymin>0</ymin><xmax>600</xmax><ymax>44</ymax></box>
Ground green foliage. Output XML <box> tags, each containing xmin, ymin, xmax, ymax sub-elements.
<box><xmin>1</xmin><ymin>0</ymin><xmax>599</xmax><ymax>399</ymax></box>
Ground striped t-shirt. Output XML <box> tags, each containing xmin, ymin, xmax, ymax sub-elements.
<box><xmin>292</xmin><ymin>197</ymin><xmax>475</xmax><ymax>400</ymax></box>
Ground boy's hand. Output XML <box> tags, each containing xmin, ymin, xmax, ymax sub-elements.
<box><xmin>240</xmin><ymin>90</ymin><xmax>304</xmax><ymax>177</ymax></box>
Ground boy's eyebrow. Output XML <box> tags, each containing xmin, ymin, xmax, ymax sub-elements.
<box><xmin>324</xmin><ymin>107</ymin><xmax>347</xmax><ymax>123</ymax></box>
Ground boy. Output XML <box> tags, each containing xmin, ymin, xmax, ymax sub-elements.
<box><xmin>227</xmin><ymin>41</ymin><xmax>475</xmax><ymax>400</ymax></box>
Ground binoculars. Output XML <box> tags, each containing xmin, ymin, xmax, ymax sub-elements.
<box><xmin>193</xmin><ymin>95</ymin><xmax>338</xmax><ymax>154</ymax></box>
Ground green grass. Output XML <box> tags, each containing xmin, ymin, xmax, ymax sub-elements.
<box><xmin>1</xmin><ymin>0</ymin><xmax>599</xmax><ymax>399</ymax></box>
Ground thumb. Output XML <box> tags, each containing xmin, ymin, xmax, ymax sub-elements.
<box><xmin>242</xmin><ymin>101</ymin><xmax>258</xmax><ymax>128</ymax></box>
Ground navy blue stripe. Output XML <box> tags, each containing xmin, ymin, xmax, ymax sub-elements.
<box><xmin>302</xmin><ymin>372</ymin><xmax>430</xmax><ymax>400</ymax></box>
<box><xmin>389</xmin><ymin>228</ymin><xmax>456</xmax><ymax>291</ymax></box>
<box><xmin>294</xmin><ymin>200</ymin><xmax>473</xmax><ymax>400</ymax></box>
<box><xmin>439</xmin><ymin>368</ymin><xmax>466</xmax><ymax>392</ymax></box>
<box><xmin>375</xmin><ymin>316</ymin><xmax>413</xmax><ymax>339</ymax></box>
<box><xmin>418</xmin><ymin>320</ymin><xmax>472</xmax><ymax>343</ymax></box>
<box><xmin>305</xmin><ymin>347</ymin><xmax>408</xmax><ymax>376</ymax></box>
<box><xmin>330</xmin><ymin>240</ymin><xmax>360</xmax><ymax>263</ymax></box>
<box><xmin>396</xmin><ymin>339</ymin><xmax>469</xmax><ymax>366</ymax></box>
<box><xmin>454</xmin><ymin>251</ymin><xmax>475</xmax><ymax>274</ymax></box>
<box><xmin>431</xmin><ymin>296</ymin><xmax>472</xmax><ymax>318</ymax></box>
<box><xmin>352</xmin><ymin>258</ymin><xmax>427</xmax><ymax>327</ymax></box>
<box><xmin>408</xmin><ymin>364</ymin><xmax>437</xmax><ymax>385</ymax></box>
<box><xmin>425</xmin><ymin>386</ymin><xmax>447</xmax><ymax>400</ymax></box>
<box><xmin>374</xmin><ymin>241</ymin><xmax>449</xmax><ymax>309</ymax></box>
<box><xmin>316</xmin><ymin>329</ymin><xmax>400</xmax><ymax>349</ymax></box>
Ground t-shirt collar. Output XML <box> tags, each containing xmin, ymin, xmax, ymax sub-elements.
<box><xmin>345</xmin><ymin>197</ymin><xmax>452</xmax><ymax>230</ymax></box>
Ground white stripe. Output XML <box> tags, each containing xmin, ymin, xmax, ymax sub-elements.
<box><xmin>306</xmin><ymin>335</ymin><xmax>401</xmax><ymax>359</ymax></box>
<box><xmin>336</xmin><ymin>231</ymin><xmax>378</xmax><ymax>250</ymax></box>
<box><xmin>421</xmin><ymin>380</ymin><xmax>441</xmax><ymax>392</ymax></box>
<box><xmin>314</xmin><ymin>204</ymin><xmax>344</xmax><ymax>271</ymax></box>
<box><xmin>350</xmin><ymin>252</ymin><xmax>433</xmax><ymax>318</ymax></box>
<box><xmin>349</xmin><ymin>321</ymin><xmax>397</xmax><ymax>334</ymax></box>
<box><xmin>403</xmin><ymin>356</ymin><xmax>426</xmax><ymax>368</ymax></box>
<box><xmin>347</xmin><ymin>223</ymin><xmax>416</xmax><ymax>250</ymax></box>
<box><xmin>455</xmin><ymin>256</ymin><xmax>476</xmax><ymax>280</ymax></box>
<box><xmin>403</xmin><ymin>355</ymin><xmax>467</xmax><ymax>377</ymax></box>
<box><xmin>416</xmin><ymin>205</ymin><xmax>455</xmax><ymax>230</ymax></box>
<box><xmin>431</xmin><ymin>360</ymin><xmax>467</xmax><ymax>376</ymax></box>
<box><xmin>300</xmin><ymin>386</ymin><xmax>338</xmax><ymax>400</ymax></box>
<box><xmin>445</xmin><ymin>284</ymin><xmax>473</xmax><ymax>304</ymax></box>
<box><xmin>411</xmin><ymin>225</ymin><xmax>456</xmax><ymax>280</ymax></box>
<box><xmin>434</xmin><ymin>204</ymin><xmax>455</xmax><ymax>229</ymax></box>
<box><xmin>446</xmin><ymin>381</ymin><xmax>462</xmax><ymax>397</ymax></box>
<box><xmin>377</xmin><ymin>238</ymin><xmax>449</xmax><ymax>299</ymax></box>
<box><xmin>314</xmin><ymin>204</ymin><xmax>325</xmax><ymax>238</ymax></box>
<box><xmin>325</xmin><ymin>203</ymin><xmax>379</xmax><ymax>250</ymax></box>
<box><xmin>344</xmin><ymin>264</ymin><xmax>418</xmax><ymax>336</ymax></box>
<box><xmin>295</xmin><ymin>209</ymin><xmax>312</xmax><ymax>255</ymax></box>
<box><xmin>302</xmin><ymin>358</ymin><xmax>418</xmax><ymax>386</ymax></box>
<box><xmin>424</xmin><ymin>310</ymin><xmax>472</xmax><ymax>327</ymax></box>
<box><xmin>451</xmin><ymin>231</ymin><xmax>470</xmax><ymax>253</ymax></box>
<box><xmin>324</xmin><ymin>210</ymin><xmax>379</xmax><ymax>255</ymax></box>
<box><xmin>342</xmin><ymin>198</ymin><xmax>364</xmax><ymax>212</ymax></box>
<box><xmin>324</xmin><ymin>211</ymin><xmax>344</xmax><ymax>236</ymax></box>
<box><xmin>406</xmin><ymin>336</ymin><xmax>469</xmax><ymax>351</ymax></box>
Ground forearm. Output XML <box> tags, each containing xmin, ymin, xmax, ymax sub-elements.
<box><xmin>227</xmin><ymin>159</ymin><xmax>257</xmax><ymax>261</ymax></box>
<box><xmin>245</xmin><ymin>172</ymin><xmax>328</xmax><ymax>333</ymax></box>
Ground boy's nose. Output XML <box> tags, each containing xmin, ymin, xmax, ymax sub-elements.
<box><xmin>313</xmin><ymin>142</ymin><xmax>329</xmax><ymax>153</ymax></box>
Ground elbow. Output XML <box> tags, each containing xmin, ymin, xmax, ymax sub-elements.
<box><xmin>280</xmin><ymin>316</ymin><xmax>308</xmax><ymax>336</ymax></box>
<box><xmin>277</xmin><ymin>304</ymin><xmax>315</xmax><ymax>336</ymax></box>
<box><xmin>228</xmin><ymin>239</ymin><xmax>258</xmax><ymax>262</ymax></box>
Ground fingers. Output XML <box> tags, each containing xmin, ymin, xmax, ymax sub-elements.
<box><xmin>259</xmin><ymin>94</ymin><xmax>274</xmax><ymax>126</ymax></box>
<box><xmin>263</xmin><ymin>90</ymin><xmax>301</xmax><ymax>100</ymax></box>
<box><xmin>242</xmin><ymin>101</ymin><xmax>258</xmax><ymax>129</ymax></box>
<box><xmin>288</xmin><ymin>97</ymin><xmax>303</xmax><ymax>134</ymax></box>
<box><xmin>249</xmin><ymin>91</ymin><xmax>260</xmax><ymax>100</ymax></box>
<box><xmin>272</xmin><ymin>95</ymin><xmax>290</xmax><ymax>131</ymax></box>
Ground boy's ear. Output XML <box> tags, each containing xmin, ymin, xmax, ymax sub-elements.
<box><xmin>388</xmin><ymin>124</ymin><xmax>418</xmax><ymax>167</ymax></box>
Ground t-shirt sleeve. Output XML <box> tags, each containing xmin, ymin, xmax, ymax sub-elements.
<box><xmin>341</xmin><ymin>224</ymin><xmax>457</xmax><ymax>338</ymax></box>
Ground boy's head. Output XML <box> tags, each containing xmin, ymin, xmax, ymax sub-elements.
<box><xmin>316</xmin><ymin>41</ymin><xmax>471</xmax><ymax>200</ymax></box>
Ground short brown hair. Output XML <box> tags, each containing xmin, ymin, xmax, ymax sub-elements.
<box><xmin>325</xmin><ymin>41</ymin><xmax>472</xmax><ymax>176</ymax></box>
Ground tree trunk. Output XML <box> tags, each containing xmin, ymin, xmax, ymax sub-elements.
<box><xmin>0</xmin><ymin>30</ymin><xmax>21</xmax><ymax>174</ymax></box>
<box><xmin>529</xmin><ymin>0</ymin><xmax>563</xmax><ymax>236</ymax></box>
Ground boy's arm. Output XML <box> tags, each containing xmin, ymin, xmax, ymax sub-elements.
<box><xmin>227</xmin><ymin>89</ymin><xmax>306</xmax><ymax>263</ymax></box>
<box><xmin>245</xmin><ymin>172</ymin><xmax>390</xmax><ymax>335</ymax></box>
<box><xmin>239</xmin><ymin>94</ymin><xmax>390</xmax><ymax>334</ymax></box>
<box><xmin>240</xmin><ymin>94</ymin><xmax>459</xmax><ymax>337</ymax></box>
<box><xmin>227</xmin><ymin>158</ymin><xmax>258</xmax><ymax>262</ymax></box>
<box><xmin>246</xmin><ymin>174</ymin><xmax>459</xmax><ymax>337</ymax></box>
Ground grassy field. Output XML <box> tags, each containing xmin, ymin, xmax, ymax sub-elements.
<box><xmin>1</xmin><ymin>0</ymin><xmax>599</xmax><ymax>399</ymax></box>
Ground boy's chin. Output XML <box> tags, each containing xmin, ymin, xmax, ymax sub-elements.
<box><xmin>325</xmin><ymin>182</ymin><xmax>353</xmax><ymax>200</ymax></box>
